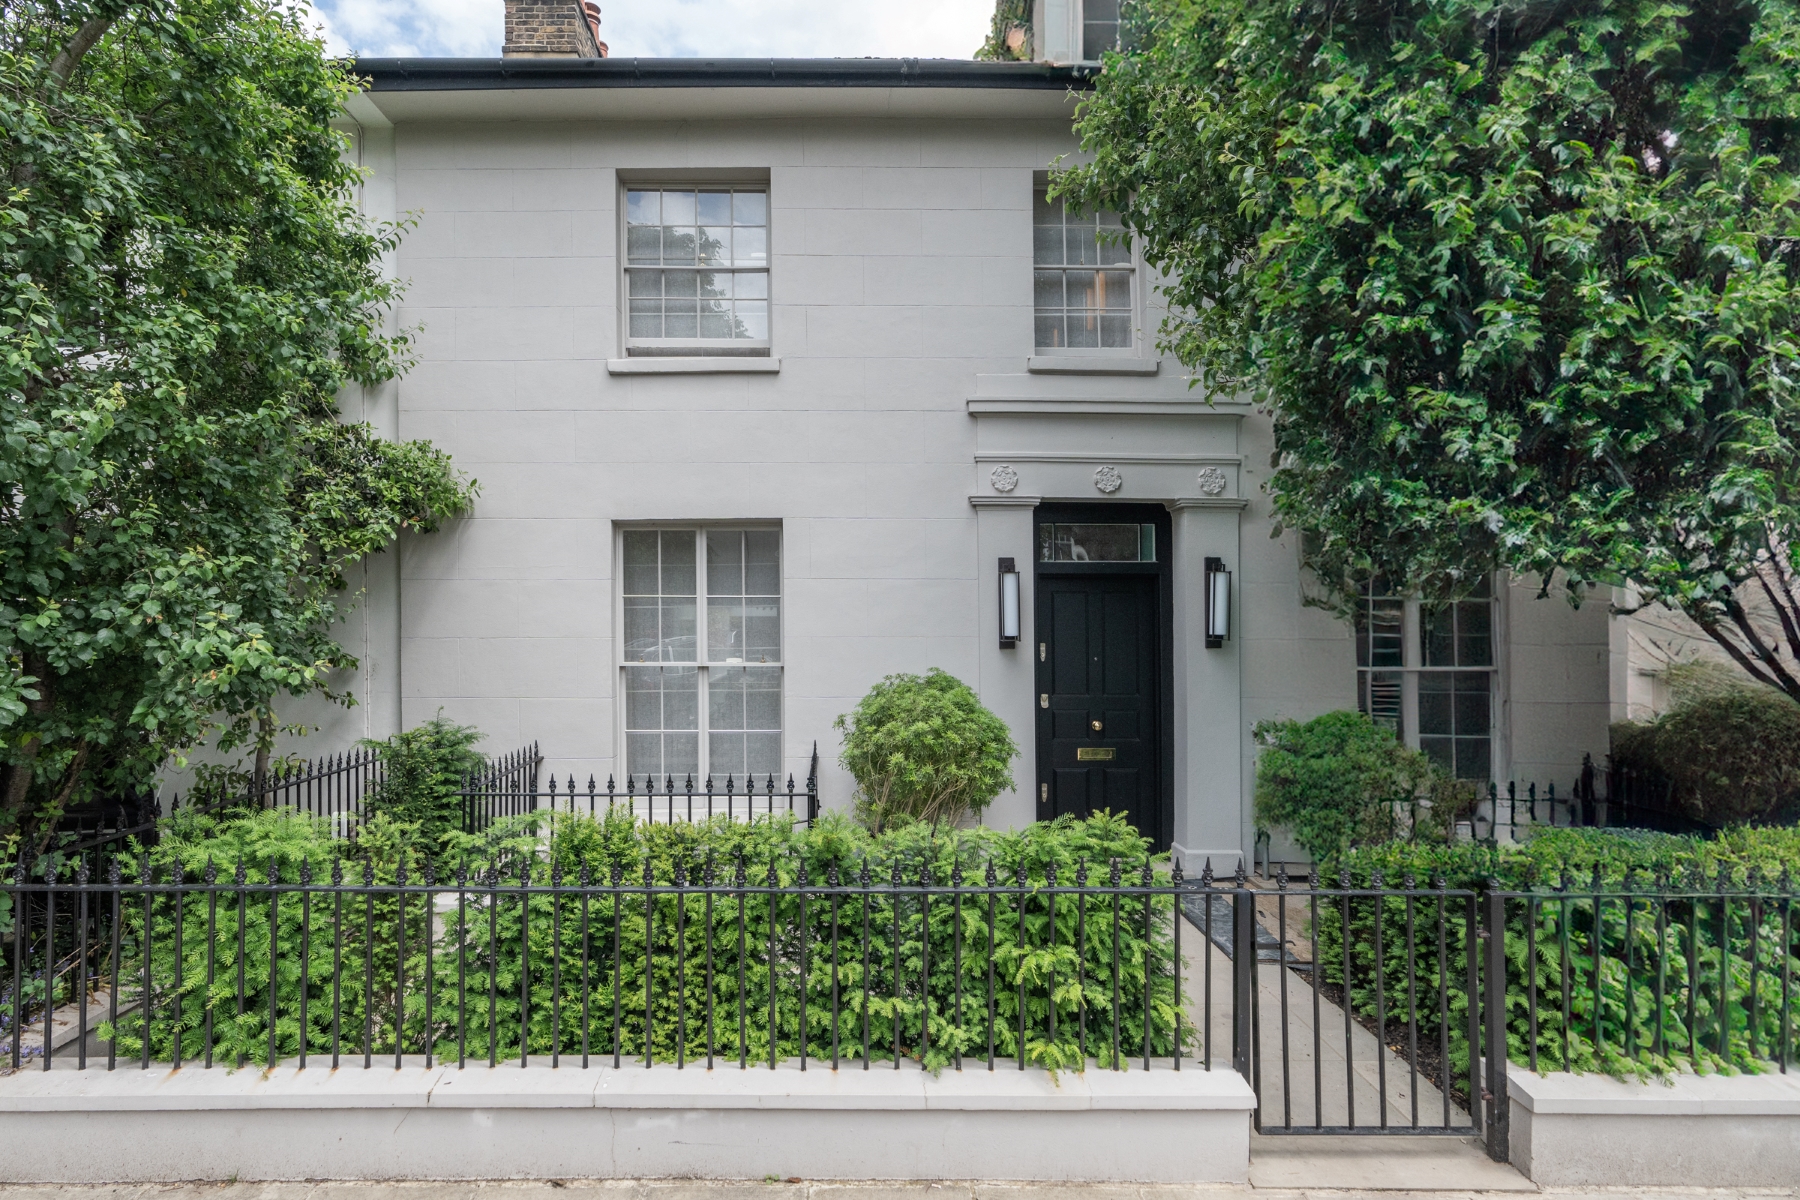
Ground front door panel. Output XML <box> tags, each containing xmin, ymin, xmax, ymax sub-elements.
<box><xmin>1037</xmin><ymin>573</ymin><xmax>1159</xmax><ymax>838</ymax></box>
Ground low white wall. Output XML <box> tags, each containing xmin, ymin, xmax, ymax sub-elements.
<box><xmin>0</xmin><ymin>1061</ymin><xmax>1254</xmax><ymax>1183</ymax></box>
<box><xmin>1507</xmin><ymin>1064</ymin><xmax>1800</xmax><ymax>1187</ymax></box>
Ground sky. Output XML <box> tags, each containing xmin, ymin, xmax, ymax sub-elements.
<box><xmin>307</xmin><ymin>0</ymin><xmax>996</xmax><ymax>60</ymax></box>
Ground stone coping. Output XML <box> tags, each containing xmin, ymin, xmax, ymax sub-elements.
<box><xmin>0</xmin><ymin>1060</ymin><xmax>1255</xmax><ymax>1114</ymax></box>
<box><xmin>1506</xmin><ymin>1062</ymin><xmax>1800</xmax><ymax>1115</ymax></box>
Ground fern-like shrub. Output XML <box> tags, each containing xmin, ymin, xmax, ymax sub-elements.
<box><xmin>97</xmin><ymin>807</ymin><xmax>1188</xmax><ymax>1073</ymax></box>
<box><xmin>835</xmin><ymin>668</ymin><xmax>1018</xmax><ymax>831</ymax></box>
<box><xmin>1310</xmin><ymin>828</ymin><xmax>1800</xmax><ymax>1082</ymax></box>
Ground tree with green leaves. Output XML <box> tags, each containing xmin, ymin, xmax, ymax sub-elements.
<box><xmin>1062</xmin><ymin>0</ymin><xmax>1800</xmax><ymax>696</ymax></box>
<box><xmin>0</xmin><ymin>0</ymin><xmax>476</xmax><ymax>843</ymax></box>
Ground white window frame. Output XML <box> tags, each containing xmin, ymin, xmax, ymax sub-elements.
<box><xmin>619</xmin><ymin>181</ymin><xmax>773</xmax><ymax>358</ymax></box>
<box><xmin>614</xmin><ymin>523</ymin><xmax>785</xmax><ymax>788</ymax></box>
<box><xmin>1040</xmin><ymin>0</ymin><xmax>1121</xmax><ymax>64</ymax></box>
<box><xmin>1354</xmin><ymin>578</ymin><xmax>1507</xmax><ymax>782</ymax></box>
<box><xmin>1031</xmin><ymin>175</ymin><xmax>1141</xmax><ymax>357</ymax></box>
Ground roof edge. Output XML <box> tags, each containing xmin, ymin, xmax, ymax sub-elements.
<box><xmin>350</xmin><ymin>57</ymin><xmax>1095</xmax><ymax>92</ymax></box>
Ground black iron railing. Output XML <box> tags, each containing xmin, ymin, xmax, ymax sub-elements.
<box><xmin>7</xmin><ymin>846</ymin><xmax>1793</xmax><ymax>1167</ymax></box>
<box><xmin>461</xmin><ymin>745</ymin><xmax>820</xmax><ymax>832</ymax></box>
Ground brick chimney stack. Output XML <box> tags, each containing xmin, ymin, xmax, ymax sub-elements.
<box><xmin>503</xmin><ymin>0</ymin><xmax>607</xmax><ymax>57</ymax></box>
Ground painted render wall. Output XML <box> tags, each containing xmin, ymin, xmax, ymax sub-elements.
<box><xmin>261</xmin><ymin>100</ymin><xmax>1619</xmax><ymax>865</ymax></box>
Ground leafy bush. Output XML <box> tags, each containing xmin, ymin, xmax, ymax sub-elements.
<box><xmin>1611</xmin><ymin>663</ymin><xmax>1800</xmax><ymax>826</ymax></box>
<box><xmin>1253</xmin><ymin>711</ymin><xmax>1437</xmax><ymax>861</ymax></box>
<box><xmin>96</xmin><ymin>808</ymin><xmax>1187</xmax><ymax>1073</ymax></box>
<box><xmin>1311</xmin><ymin>828</ymin><xmax>1800</xmax><ymax>1082</ymax></box>
<box><xmin>361</xmin><ymin>717</ymin><xmax>487</xmax><ymax>850</ymax></box>
<box><xmin>835</xmin><ymin>669</ymin><xmax>1018</xmax><ymax>831</ymax></box>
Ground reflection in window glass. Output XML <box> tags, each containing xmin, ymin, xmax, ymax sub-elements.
<box><xmin>1081</xmin><ymin>0</ymin><xmax>1120</xmax><ymax>60</ymax></box>
<box><xmin>1354</xmin><ymin>577</ymin><xmax>1496</xmax><ymax>781</ymax></box>
<box><xmin>622</xmin><ymin>528</ymin><xmax>784</xmax><ymax>787</ymax></box>
<box><xmin>625</xmin><ymin>187</ymin><xmax>769</xmax><ymax>349</ymax></box>
<box><xmin>1033</xmin><ymin>187</ymin><xmax>1133</xmax><ymax>350</ymax></box>
<box><xmin>1037</xmin><ymin>523</ymin><xmax>1155</xmax><ymax>562</ymax></box>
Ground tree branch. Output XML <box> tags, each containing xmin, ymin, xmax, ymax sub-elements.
<box><xmin>46</xmin><ymin>15</ymin><xmax>118</xmax><ymax>94</ymax></box>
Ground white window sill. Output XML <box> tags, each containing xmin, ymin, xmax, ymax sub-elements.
<box><xmin>1027</xmin><ymin>356</ymin><xmax>1159</xmax><ymax>376</ymax></box>
<box><xmin>607</xmin><ymin>357</ymin><xmax>780</xmax><ymax>375</ymax></box>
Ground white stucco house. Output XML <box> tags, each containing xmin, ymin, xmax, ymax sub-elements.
<box><xmin>304</xmin><ymin>0</ymin><xmax>1625</xmax><ymax>870</ymax></box>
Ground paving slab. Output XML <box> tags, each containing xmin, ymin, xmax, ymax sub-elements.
<box><xmin>1247</xmin><ymin>1137</ymin><xmax>1532</xmax><ymax>1192</ymax></box>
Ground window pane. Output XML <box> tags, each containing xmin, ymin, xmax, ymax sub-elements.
<box><xmin>1454</xmin><ymin>672</ymin><xmax>1490</xmax><ymax>733</ymax></box>
<box><xmin>699</xmin><ymin>226</ymin><xmax>731</xmax><ymax>266</ymax></box>
<box><xmin>626</xmin><ymin>226</ymin><xmax>662</xmax><ymax>265</ymax></box>
<box><xmin>660</xmin><ymin>227</ymin><xmax>697</xmax><ymax>265</ymax></box>
<box><xmin>744</xmin><ymin>597</ymin><xmax>781</xmax><ymax>661</ymax></box>
<box><xmin>1418</xmin><ymin>672</ymin><xmax>1452</xmax><ymax>735</ymax></box>
<box><xmin>1422</xmin><ymin>605</ymin><xmax>1456</xmax><ymax>667</ymax></box>
<box><xmin>1099</xmin><ymin>270</ymin><xmax>1132</xmax><ymax>308</ymax></box>
<box><xmin>709</xmin><ymin>666</ymin><xmax>781</xmax><ymax>781</ymax></box>
<box><xmin>1038</xmin><ymin>523</ymin><xmax>1148</xmax><ymax>562</ymax></box>
<box><xmin>625</xmin><ymin>665</ymin><xmax>700</xmax><ymax>784</ymax></box>
<box><xmin>733</xmin><ymin>227</ymin><xmax>767</xmax><ymax>267</ymax></box>
<box><xmin>1419</xmin><ymin>736</ymin><xmax>1453</xmax><ymax>776</ymax></box>
<box><xmin>1454</xmin><ymin>738</ymin><xmax>1491</xmax><ymax>781</ymax></box>
<box><xmin>1033</xmin><ymin>188</ymin><xmax>1060</xmax><ymax>225</ymax></box>
<box><xmin>628</xmin><ymin>307</ymin><xmax>662</xmax><ymax>338</ymax></box>
<box><xmin>734</xmin><ymin>272</ymin><xmax>769</xmax><ymax>299</ymax></box>
<box><xmin>664</xmin><ymin>270</ymin><xmax>698</xmax><ymax>297</ymax></box>
<box><xmin>623</xmin><ymin>595</ymin><xmax>659</xmax><ymax>662</ymax></box>
<box><xmin>1035</xmin><ymin>314</ymin><xmax>1062</xmax><ymax>348</ymax></box>
<box><xmin>734</xmin><ymin>191</ymin><xmax>768</xmax><ymax>226</ymax></box>
<box><xmin>661</xmin><ymin>190</ymin><xmax>696</xmax><ymax>226</ymax></box>
<box><xmin>1457</xmin><ymin>601</ymin><xmax>1493</xmax><ymax>667</ymax></box>
<box><xmin>623</xmin><ymin>530</ymin><xmax>659</xmax><ymax>594</ymax></box>
<box><xmin>1066</xmin><ymin>310</ymin><xmax>1098</xmax><ymax>348</ymax></box>
<box><xmin>626</xmin><ymin>190</ymin><xmax>659</xmax><ymax>225</ymax></box>
<box><xmin>1357</xmin><ymin>598</ymin><xmax>1403</xmax><ymax>668</ymax></box>
<box><xmin>660</xmin><ymin>530</ymin><xmax>696</xmax><ymax>594</ymax></box>
<box><xmin>660</xmin><ymin>597</ymin><xmax>696</xmax><ymax>661</ymax></box>
<box><xmin>697</xmin><ymin>191</ymin><xmax>732</xmax><ymax>224</ymax></box>
<box><xmin>737</xmin><ymin>300</ymin><xmax>769</xmax><ymax>340</ymax></box>
<box><xmin>1100</xmin><ymin>315</ymin><xmax>1132</xmax><ymax>348</ymax></box>
<box><xmin>744</xmin><ymin>529</ymin><xmax>781</xmax><ymax>594</ymax></box>
<box><xmin>1034</xmin><ymin>270</ymin><xmax>1064</xmax><ymax>308</ymax></box>
<box><xmin>666</xmin><ymin>309</ymin><xmax>697</xmax><ymax>338</ymax></box>
<box><xmin>627</xmin><ymin>270</ymin><xmax>662</xmax><ymax>298</ymax></box>
<box><xmin>1033</xmin><ymin>225</ymin><xmax>1063</xmax><ymax>266</ymax></box>
<box><xmin>708</xmin><ymin>530</ymin><xmax>744</xmax><ymax>596</ymax></box>
<box><xmin>707</xmin><ymin>598</ymin><xmax>746</xmax><ymax>661</ymax></box>
<box><xmin>698</xmin><ymin>309</ymin><xmax>733</xmax><ymax>338</ymax></box>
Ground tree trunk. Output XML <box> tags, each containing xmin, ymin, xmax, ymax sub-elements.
<box><xmin>253</xmin><ymin>709</ymin><xmax>275</xmax><ymax>806</ymax></box>
<box><xmin>0</xmin><ymin>654</ymin><xmax>56</xmax><ymax>837</ymax></box>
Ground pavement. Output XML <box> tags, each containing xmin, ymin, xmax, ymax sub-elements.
<box><xmin>0</xmin><ymin>1179</ymin><xmax>1793</xmax><ymax>1199</ymax></box>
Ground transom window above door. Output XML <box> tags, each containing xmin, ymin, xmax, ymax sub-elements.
<box><xmin>624</xmin><ymin>187</ymin><xmax>769</xmax><ymax>356</ymax></box>
<box><xmin>1034</xmin><ymin>186</ymin><xmax>1134</xmax><ymax>352</ymax></box>
<box><xmin>621</xmin><ymin>528</ymin><xmax>782</xmax><ymax>787</ymax></box>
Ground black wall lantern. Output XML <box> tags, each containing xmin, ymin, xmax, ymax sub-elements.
<box><xmin>1205</xmin><ymin>556</ymin><xmax>1231</xmax><ymax>649</ymax></box>
<box><xmin>998</xmin><ymin>557</ymin><xmax>1021</xmax><ymax>648</ymax></box>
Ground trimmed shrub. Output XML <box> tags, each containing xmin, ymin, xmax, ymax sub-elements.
<box><xmin>1311</xmin><ymin>828</ymin><xmax>1800</xmax><ymax>1082</ymax></box>
<box><xmin>1253</xmin><ymin>710</ymin><xmax>1437</xmax><ymax>861</ymax></box>
<box><xmin>361</xmin><ymin>716</ymin><xmax>487</xmax><ymax>849</ymax></box>
<box><xmin>1610</xmin><ymin>662</ymin><xmax>1800</xmax><ymax>826</ymax></box>
<box><xmin>98</xmin><ymin>808</ymin><xmax>1187</xmax><ymax>1073</ymax></box>
<box><xmin>835</xmin><ymin>668</ymin><xmax>1018</xmax><ymax>831</ymax></box>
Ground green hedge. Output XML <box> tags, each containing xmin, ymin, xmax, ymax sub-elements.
<box><xmin>97</xmin><ymin>808</ymin><xmax>1188</xmax><ymax>1072</ymax></box>
<box><xmin>1314</xmin><ymin>829</ymin><xmax>1800</xmax><ymax>1081</ymax></box>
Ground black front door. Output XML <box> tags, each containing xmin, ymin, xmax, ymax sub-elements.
<box><xmin>1036</xmin><ymin>572</ymin><xmax>1161</xmax><ymax>839</ymax></box>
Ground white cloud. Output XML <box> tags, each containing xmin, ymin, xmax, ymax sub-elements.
<box><xmin>304</xmin><ymin>0</ymin><xmax>994</xmax><ymax>60</ymax></box>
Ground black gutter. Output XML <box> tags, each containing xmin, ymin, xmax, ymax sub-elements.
<box><xmin>352</xmin><ymin>57</ymin><xmax>1095</xmax><ymax>92</ymax></box>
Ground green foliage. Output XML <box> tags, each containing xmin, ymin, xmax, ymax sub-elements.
<box><xmin>1061</xmin><ymin>0</ymin><xmax>1800</xmax><ymax>674</ymax></box>
<box><xmin>1253</xmin><ymin>711</ymin><xmax>1437</xmax><ymax>860</ymax></box>
<box><xmin>1613</xmin><ymin>666</ymin><xmax>1800</xmax><ymax>825</ymax></box>
<box><xmin>361</xmin><ymin>717</ymin><xmax>487</xmax><ymax>851</ymax></box>
<box><xmin>1312</xmin><ymin>828</ymin><xmax>1800</xmax><ymax>1081</ymax></box>
<box><xmin>975</xmin><ymin>0</ymin><xmax>1032</xmax><ymax>60</ymax></box>
<box><xmin>0</xmin><ymin>1</ymin><xmax>477</xmax><ymax>841</ymax></box>
<box><xmin>96</xmin><ymin>808</ymin><xmax>1189</xmax><ymax>1072</ymax></box>
<box><xmin>835</xmin><ymin>669</ymin><xmax>1018</xmax><ymax>831</ymax></box>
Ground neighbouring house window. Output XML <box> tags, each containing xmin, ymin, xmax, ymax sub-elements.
<box><xmin>1034</xmin><ymin>186</ymin><xmax>1133</xmax><ymax>351</ymax></box>
<box><xmin>1355</xmin><ymin>577</ymin><xmax>1496</xmax><ymax>780</ymax></box>
<box><xmin>1081</xmin><ymin>0</ymin><xmax>1121</xmax><ymax>60</ymax></box>
<box><xmin>622</xmin><ymin>528</ymin><xmax>782</xmax><ymax>786</ymax></box>
<box><xmin>625</xmin><ymin>187</ymin><xmax>769</xmax><ymax>356</ymax></box>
